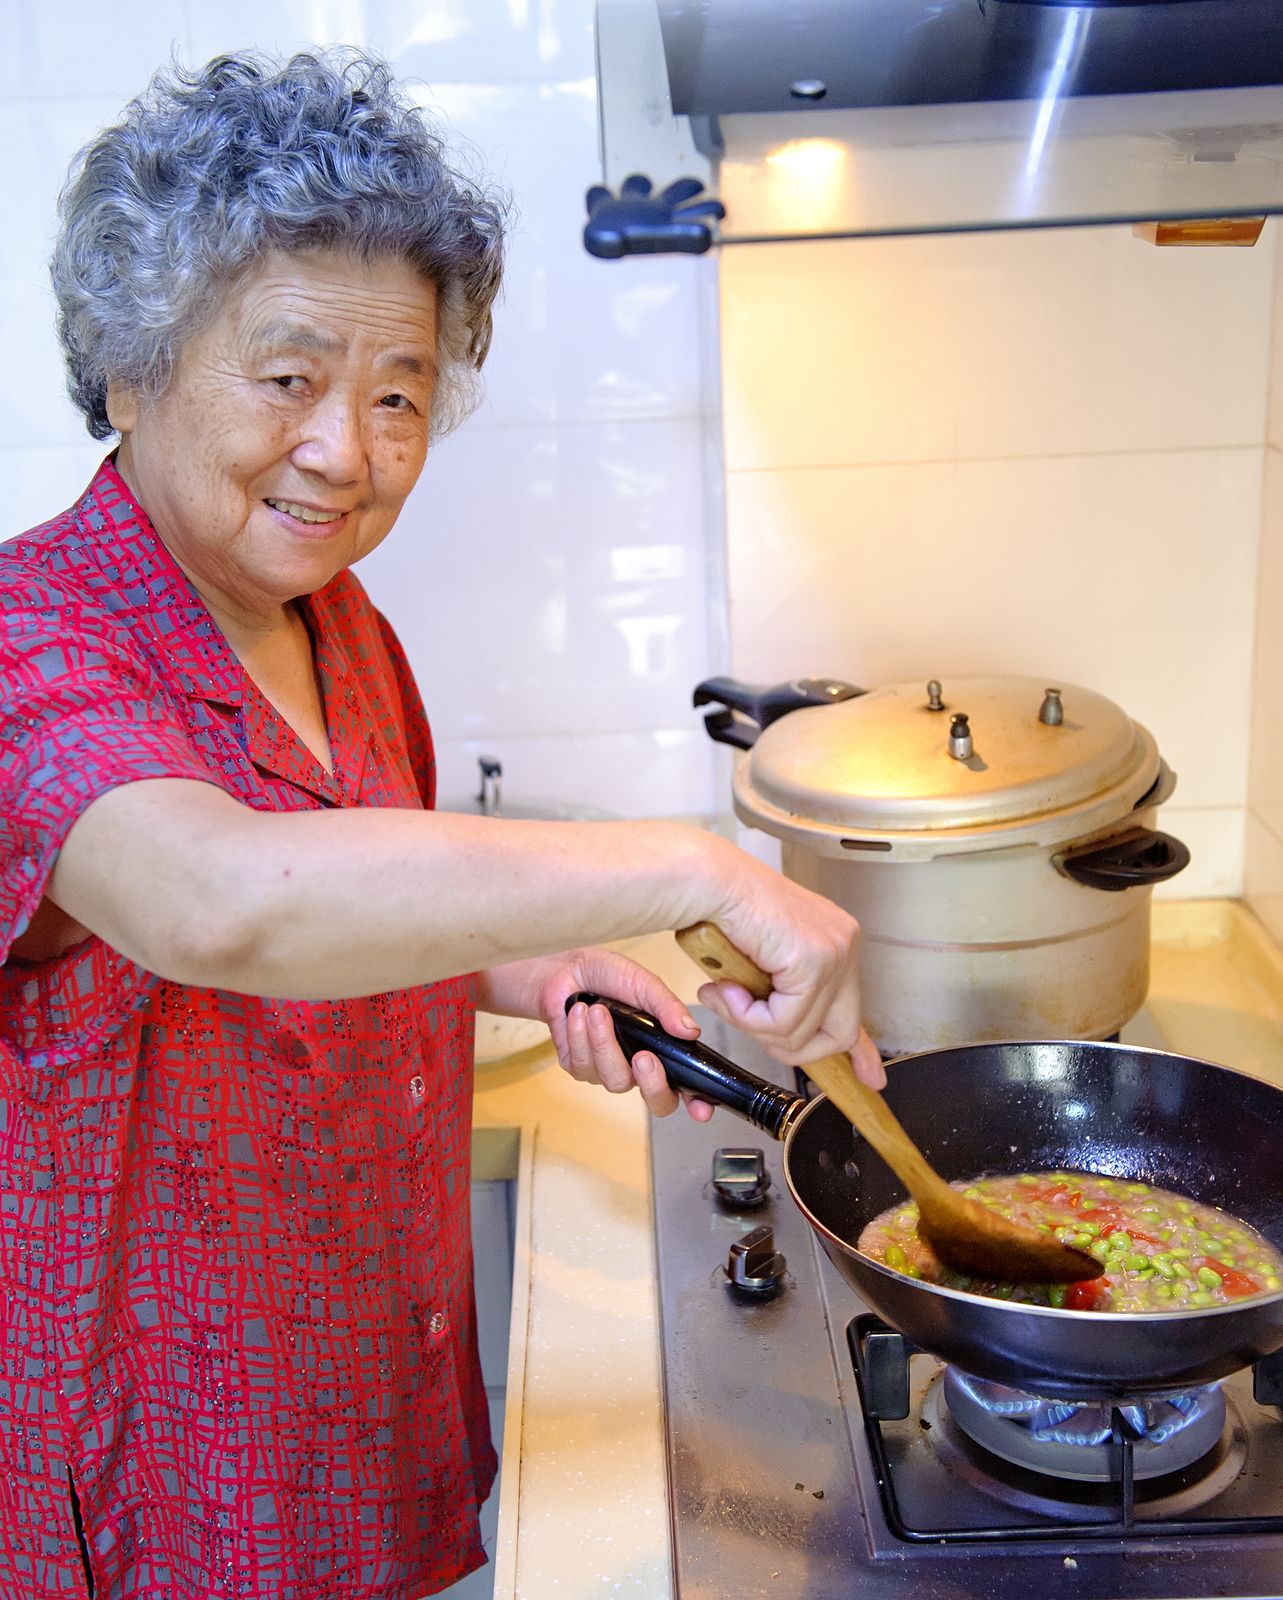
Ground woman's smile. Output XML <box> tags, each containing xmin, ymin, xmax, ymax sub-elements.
<box><xmin>263</xmin><ymin>497</ymin><xmax>347</xmax><ymax>527</ymax></box>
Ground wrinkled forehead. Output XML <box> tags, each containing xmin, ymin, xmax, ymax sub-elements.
<box><xmin>194</xmin><ymin>247</ymin><xmax>440</xmax><ymax>374</ymax></box>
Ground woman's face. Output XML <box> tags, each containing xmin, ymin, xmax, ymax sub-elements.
<box><xmin>110</xmin><ymin>248</ymin><xmax>438</xmax><ymax>623</ymax></box>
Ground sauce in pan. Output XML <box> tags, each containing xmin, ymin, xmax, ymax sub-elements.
<box><xmin>857</xmin><ymin>1170</ymin><xmax>1283</xmax><ymax>1310</ymax></box>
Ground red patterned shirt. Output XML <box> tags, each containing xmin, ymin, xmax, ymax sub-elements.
<box><xmin>0</xmin><ymin>460</ymin><xmax>495</xmax><ymax>1599</ymax></box>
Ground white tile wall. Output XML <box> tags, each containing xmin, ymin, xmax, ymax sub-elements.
<box><xmin>184</xmin><ymin>0</ymin><xmax>596</xmax><ymax>86</ymax></box>
<box><xmin>422</xmin><ymin>81</ymin><xmax>709</xmax><ymax>429</ymax></box>
<box><xmin>719</xmin><ymin>224</ymin><xmax>1279</xmax><ymax>899</ymax></box>
<box><xmin>360</xmin><ymin>418</ymin><xmax>709</xmax><ymax>742</ymax></box>
<box><xmin>721</xmin><ymin>228</ymin><xmax>1275</xmax><ymax>472</ymax></box>
<box><xmin>722</xmin><ymin>449</ymin><xmax>1260</xmax><ymax>809</ymax></box>
<box><xmin>0</xmin><ymin>0</ymin><xmax>723</xmax><ymax>822</ymax></box>
<box><xmin>1248</xmin><ymin>370</ymin><xmax>1283</xmax><ymax>942</ymax></box>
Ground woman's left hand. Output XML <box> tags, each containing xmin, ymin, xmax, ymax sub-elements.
<box><xmin>478</xmin><ymin>949</ymin><xmax>712</xmax><ymax>1120</ymax></box>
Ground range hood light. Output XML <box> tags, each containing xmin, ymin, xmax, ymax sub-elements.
<box><xmin>762</xmin><ymin>138</ymin><xmax>850</xmax><ymax>232</ymax></box>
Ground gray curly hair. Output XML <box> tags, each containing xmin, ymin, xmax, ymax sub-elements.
<box><xmin>51</xmin><ymin>48</ymin><xmax>508</xmax><ymax>441</ymax></box>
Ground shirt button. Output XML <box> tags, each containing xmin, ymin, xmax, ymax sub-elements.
<box><xmin>428</xmin><ymin>1311</ymin><xmax>447</xmax><ymax>1335</ymax></box>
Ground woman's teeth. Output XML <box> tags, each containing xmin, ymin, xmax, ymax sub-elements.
<box><xmin>266</xmin><ymin>499</ymin><xmax>342</xmax><ymax>524</ymax></box>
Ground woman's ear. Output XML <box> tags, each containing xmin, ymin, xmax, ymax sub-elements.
<box><xmin>105</xmin><ymin>379</ymin><xmax>139</xmax><ymax>435</ymax></box>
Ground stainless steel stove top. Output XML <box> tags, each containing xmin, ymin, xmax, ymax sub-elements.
<box><xmin>649</xmin><ymin>1013</ymin><xmax>1283</xmax><ymax>1599</ymax></box>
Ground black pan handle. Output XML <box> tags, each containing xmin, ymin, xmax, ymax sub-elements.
<box><xmin>1054</xmin><ymin>827</ymin><xmax>1191</xmax><ymax>892</ymax></box>
<box><xmin>692</xmin><ymin>675</ymin><xmax>865</xmax><ymax>749</ymax></box>
<box><xmin>567</xmin><ymin>993</ymin><xmax>801</xmax><ymax>1139</ymax></box>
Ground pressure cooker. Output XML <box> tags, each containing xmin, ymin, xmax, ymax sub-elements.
<box><xmin>694</xmin><ymin>674</ymin><xmax>1190</xmax><ymax>1056</ymax></box>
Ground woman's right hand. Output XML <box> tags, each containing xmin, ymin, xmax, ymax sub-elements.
<box><xmin>688</xmin><ymin>836</ymin><xmax>886</xmax><ymax>1089</ymax></box>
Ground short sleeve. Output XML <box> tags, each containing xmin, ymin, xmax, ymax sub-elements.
<box><xmin>0</xmin><ymin>566</ymin><xmax>213</xmax><ymax>962</ymax></box>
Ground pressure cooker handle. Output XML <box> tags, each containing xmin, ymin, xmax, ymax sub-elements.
<box><xmin>693</xmin><ymin>675</ymin><xmax>865</xmax><ymax>749</ymax></box>
<box><xmin>567</xmin><ymin>993</ymin><xmax>802</xmax><ymax>1139</ymax></box>
<box><xmin>1054</xmin><ymin>827</ymin><xmax>1191</xmax><ymax>892</ymax></box>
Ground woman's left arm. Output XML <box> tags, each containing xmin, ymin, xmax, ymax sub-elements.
<box><xmin>478</xmin><ymin>950</ymin><xmax>713</xmax><ymax>1120</ymax></box>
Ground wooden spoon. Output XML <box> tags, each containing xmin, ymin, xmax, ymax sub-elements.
<box><xmin>675</xmin><ymin>922</ymin><xmax>1103</xmax><ymax>1285</ymax></box>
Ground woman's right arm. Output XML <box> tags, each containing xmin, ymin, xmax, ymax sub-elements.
<box><xmin>49</xmin><ymin>776</ymin><xmax>876</xmax><ymax>1073</ymax></box>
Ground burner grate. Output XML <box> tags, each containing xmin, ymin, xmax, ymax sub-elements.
<box><xmin>849</xmin><ymin>1315</ymin><xmax>1283</xmax><ymax>1543</ymax></box>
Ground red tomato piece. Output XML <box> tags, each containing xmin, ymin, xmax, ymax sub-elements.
<box><xmin>1066</xmin><ymin>1277</ymin><xmax>1110</xmax><ymax>1311</ymax></box>
<box><xmin>1198</xmin><ymin>1257</ymin><xmax>1261</xmax><ymax>1299</ymax></box>
<box><xmin>1076</xmin><ymin>1204</ymin><xmax>1125</xmax><ymax>1227</ymax></box>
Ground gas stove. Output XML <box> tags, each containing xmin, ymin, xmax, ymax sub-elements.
<box><xmin>649</xmin><ymin>1012</ymin><xmax>1283</xmax><ymax>1599</ymax></box>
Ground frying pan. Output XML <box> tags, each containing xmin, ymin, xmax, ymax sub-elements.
<box><xmin>581</xmin><ymin>995</ymin><xmax>1283</xmax><ymax>1400</ymax></box>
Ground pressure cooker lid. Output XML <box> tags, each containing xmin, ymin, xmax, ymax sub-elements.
<box><xmin>739</xmin><ymin>676</ymin><xmax>1160</xmax><ymax>834</ymax></box>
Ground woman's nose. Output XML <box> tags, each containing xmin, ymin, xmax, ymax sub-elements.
<box><xmin>292</xmin><ymin>392</ymin><xmax>368</xmax><ymax>482</ymax></box>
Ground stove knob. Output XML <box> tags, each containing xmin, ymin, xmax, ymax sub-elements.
<box><xmin>711</xmin><ymin>1146</ymin><xmax>772</xmax><ymax>1209</ymax></box>
<box><xmin>725</xmin><ymin>1224</ymin><xmax>786</xmax><ymax>1298</ymax></box>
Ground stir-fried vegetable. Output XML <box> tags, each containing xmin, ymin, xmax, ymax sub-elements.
<box><xmin>856</xmin><ymin>1171</ymin><xmax>1283</xmax><ymax>1311</ymax></box>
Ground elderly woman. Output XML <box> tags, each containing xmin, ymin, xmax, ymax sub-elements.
<box><xmin>0</xmin><ymin>48</ymin><xmax>882</xmax><ymax>1600</ymax></box>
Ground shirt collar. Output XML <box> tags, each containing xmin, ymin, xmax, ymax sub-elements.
<box><xmin>75</xmin><ymin>457</ymin><xmax>357</xmax><ymax>805</ymax></box>
<box><xmin>74</xmin><ymin>456</ymin><xmax>245</xmax><ymax>707</ymax></box>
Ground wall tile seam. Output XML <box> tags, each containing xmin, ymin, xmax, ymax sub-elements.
<box><xmin>1246</xmin><ymin>804</ymin><xmax>1283</xmax><ymax>850</ymax></box>
<box><xmin>722</xmin><ymin>443</ymin><xmax>1268</xmax><ymax>476</ymax></box>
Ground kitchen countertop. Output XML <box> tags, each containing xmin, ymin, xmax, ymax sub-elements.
<box><xmin>470</xmin><ymin>898</ymin><xmax>1283</xmax><ymax>1600</ymax></box>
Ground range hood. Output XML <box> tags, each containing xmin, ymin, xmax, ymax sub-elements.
<box><xmin>587</xmin><ymin>0</ymin><xmax>1283</xmax><ymax>257</ymax></box>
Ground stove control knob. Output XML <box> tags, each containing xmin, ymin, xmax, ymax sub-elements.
<box><xmin>725</xmin><ymin>1225</ymin><xmax>786</xmax><ymax>1298</ymax></box>
<box><xmin>711</xmin><ymin>1147</ymin><xmax>772</xmax><ymax>1209</ymax></box>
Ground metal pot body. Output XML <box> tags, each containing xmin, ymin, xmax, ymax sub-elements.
<box><xmin>704</xmin><ymin>674</ymin><xmax>1190</xmax><ymax>1052</ymax></box>
<box><xmin>782</xmin><ymin>806</ymin><xmax>1164</xmax><ymax>1055</ymax></box>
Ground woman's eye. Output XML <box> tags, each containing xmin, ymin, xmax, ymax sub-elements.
<box><xmin>273</xmin><ymin>375</ymin><xmax>307</xmax><ymax>392</ymax></box>
<box><xmin>379</xmin><ymin>392</ymin><xmax>416</xmax><ymax>412</ymax></box>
